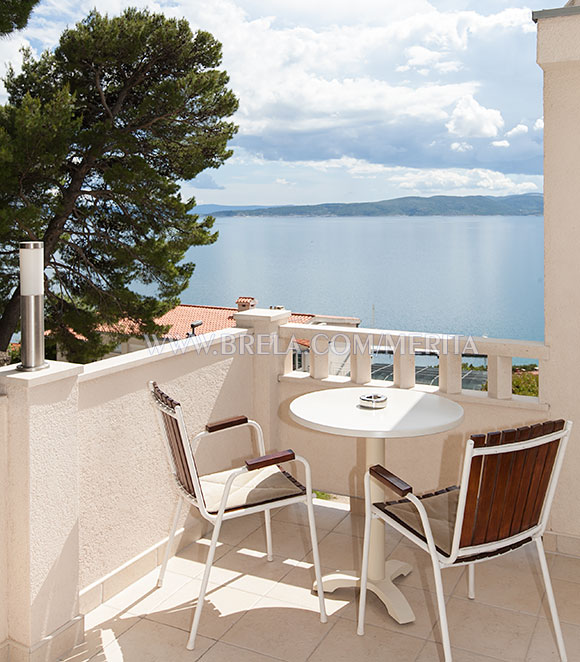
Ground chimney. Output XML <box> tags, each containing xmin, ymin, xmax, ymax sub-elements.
<box><xmin>236</xmin><ymin>296</ymin><xmax>257</xmax><ymax>312</ymax></box>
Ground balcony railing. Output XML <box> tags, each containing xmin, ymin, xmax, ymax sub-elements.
<box><xmin>279</xmin><ymin>322</ymin><xmax>548</xmax><ymax>409</ymax></box>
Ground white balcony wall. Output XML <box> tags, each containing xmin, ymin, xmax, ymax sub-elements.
<box><xmin>77</xmin><ymin>331</ymin><xmax>253</xmax><ymax>590</ymax></box>
<box><xmin>538</xmin><ymin>7</ymin><xmax>580</xmax><ymax>546</ymax></box>
<box><xmin>0</xmin><ymin>394</ymin><xmax>7</xmax><ymax>655</ymax></box>
<box><xmin>0</xmin><ymin>330</ymin><xmax>253</xmax><ymax>661</ymax></box>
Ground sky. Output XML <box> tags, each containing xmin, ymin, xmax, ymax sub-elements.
<box><xmin>0</xmin><ymin>0</ymin><xmax>546</xmax><ymax>206</ymax></box>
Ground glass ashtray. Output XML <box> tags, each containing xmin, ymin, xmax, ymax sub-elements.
<box><xmin>359</xmin><ymin>393</ymin><xmax>388</xmax><ymax>409</ymax></box>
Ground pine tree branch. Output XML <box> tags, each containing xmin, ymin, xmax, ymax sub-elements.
<box><xmin>93</xmin><ymin>68</ymin><xmax>114</xmax><ymax>120</ymax></box>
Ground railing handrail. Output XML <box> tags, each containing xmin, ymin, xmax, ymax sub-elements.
<box><xmin>279</xmin><ymin>322</ymin><xmax>548</xmax><ymax>359</ymax></box>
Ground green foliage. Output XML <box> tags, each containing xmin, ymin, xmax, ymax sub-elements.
<box><xmin>313</xmin><ymin>490</ymin><xmax>332</xmax><ymax>500</ymax></box>
<box><xmin>462</xmin><ymin>362</ymin><xmax>487</xmax><ymax>371</ymax></box>
<box><xmin>0</xmin><ymin>8</ymin><xmax>238</xmax><ymax>360</ymax></box>
<box><xmin>0</xmin><ymin>0</ymin><xmax>40</xmax><ymax>36</ymax></box>
<box><xmin>511</xmin><ymin>371</ymin><xmax>539</xmax><ymax>397</ymax></box>
<box><xmin>480</xmin><ymin>368</ymin><xmax>539</xmax><ymax>397</ymax></box>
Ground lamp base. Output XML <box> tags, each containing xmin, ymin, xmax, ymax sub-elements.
<box><xmin>16</xmin><ymin>362</ymin><xmax>50</xmax><ymax>372</ymax></box>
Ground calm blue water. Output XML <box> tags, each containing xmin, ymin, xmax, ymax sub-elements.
<box><xmin>182</xmin><ymin>215</ymin><xmax>544</xmax><ymax>342</ymax></box>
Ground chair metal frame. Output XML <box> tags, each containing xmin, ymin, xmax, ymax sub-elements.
<box><xmin>149</xmin><ymin>381</ymin><xmax>328</xmax><ymax>650</ymax></box>
<box><xmin>357</xmin><ymin>420</ymin><xmax>573</xmax><ymax>662</ymax></box>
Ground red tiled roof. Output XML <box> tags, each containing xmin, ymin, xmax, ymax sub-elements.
<box><xmin>157</xmin><ymin>304</ymin><xmax>236</xmax><ymax>338</ymax></box>
<box><xmin>156</xmin><ymin>304</ymin><xmax>315</xmax><ymax>339</ymax></box>
<box><xmin>95</xmin><ymin>301</ymin><xmax>358</xmax><ymax>341</ymax></box>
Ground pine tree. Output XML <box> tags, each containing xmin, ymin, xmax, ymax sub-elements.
<box><xmin>0</xmin><ymin>0</ymin><xmax>40</xmax><ymax>36</ymax></box>
<box><xmin>0</xmin><ymin>8</ymin><xmax>238</xmax><ymax>361</ymax></box>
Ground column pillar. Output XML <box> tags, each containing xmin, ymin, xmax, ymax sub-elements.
<box><xmin>234</xmin><ymin>308</ymin><xmax>291</xmax><ymax>446</ymax></box>
<box><xmin>536</xmin><ymin>4</ymin><xmax>580</xmax><ymax>539</ymax></box>
<box><xmin>0</xmin><ymin>361</ymin><xmax>84</xmax><ymax>661</ymax></box>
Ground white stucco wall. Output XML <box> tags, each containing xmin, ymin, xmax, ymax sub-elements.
<box><xmin>0</xmin><ymin>362</ymin><xmax>83</xmax><ymax>650</ymax></box>
<box><xmin>538</xmin><ymin>12</ymin><xmax>580</xmax><ymax>539</ymax></box>
<box><xmin>0</xmin><ymin>395</ymin><xmax>7</xmax><ymax>647</ymax></box>
<box><xmin>77</xmin><ymin>334</ymin><xmax>253</xmax><ymax>588</ymax></box>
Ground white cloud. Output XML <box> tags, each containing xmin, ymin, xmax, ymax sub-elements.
<box><xmin>4</xmin><ymin>1</ymin><xmax>543</xmax><ymax>204</ymax></box>
<box><xmin>505</xmin><ymin>123</ymin><xmax>528</xmax><ymax>138</ymax></box>
<box><xmin>276</xmin><ymin>153</ymin><xmax>539</xmax><ymax>194</ymax></box>
<box><xmin>398</xmin><ymin>45</ymin><xmax>461</xmax><ymax>74</ymax></box>
<box><xmin>450</xmin><ymin>141</ymin><xmax>473</xmax><ymax>152</ymax></box>
<box><xmin>534</xmin><ymin>117</ymin><xmax>544</xmax><ymax>131</ymax></box>
<box><xmin>190</xmin><ymin>147</ymin><xmax>543</xmax><ymax>205</ymax></box>
<box><xmin>446</xmin><ymin>95</ymin><xmax>504</xmax><ymax>138</ymax></box>
<box><xmin>491</xmin><ymin>140</ymin><xmax>510</xmax><ymax>148</ymax></box>
<box><xmin>0</xmin><ymin>34</ymin><xmax>32</xmax><ymax>101</ymax></box>
<box><xmin>387</xmin><ymin>166</ymin><xmax>538</xmax><ymax>194</ymax></box>
<box><xmin>275</xmin><ymin>178</ymin><xmax>293</xmax><ymax>185</ymax></box>
<box><xmin>191</xmin><ymin>172</ymin><xmax>225</xmax><ymax>189</ymax></box>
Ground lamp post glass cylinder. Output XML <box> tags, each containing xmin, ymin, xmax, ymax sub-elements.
<box><xmin>18</xmin><ymin>241</ymin><xmax>48</xmax><ymax>371</ymax></box>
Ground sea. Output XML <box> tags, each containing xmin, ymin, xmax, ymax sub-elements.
<box><xmin>182</xmin><ymin>215</ymin><xmax>544</xmax><ymax>348</ymax></box>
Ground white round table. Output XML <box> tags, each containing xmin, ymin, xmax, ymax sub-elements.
<box><xmin>289</xmin><ymin>386</ymin><xmax>464</xmax><ymax>624</ymax></box>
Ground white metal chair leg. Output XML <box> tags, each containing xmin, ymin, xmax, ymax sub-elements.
<box><xmin>467</xmin><ymin>563</ymin><xmax>475</xmax><ymax>600</ymax></box>
<box><xmin>158</xmin><ymin>498</ymin><xmax>183</xmax><ymax>588</ymax></box>
<box><xmin>306</xmin><ymin>495</ymin><xmax>328</xmax><ymax>623</ymax></box>
<box><xmin>536</xmin><ymin>537</ymin><xmax>567</xmax><ymax>661</ymax></box>
<box><xmin>357</xmin><ymin>505</ymin><xmax>373</xmax><ymax>635</ymax></box>
<box><xmin>265</xmin><ymin>509</ymin><xmax>273</xmax><ymax>561</ymax></box>
<box><xmin>431</xmin><ymin>556</ymin><xmax>452</xmax><ymax>662</ymax></box>
<box><xmin>186</xmin><ymin>516</ymin><xmax>224</xmax><ymax>650</ymax></box>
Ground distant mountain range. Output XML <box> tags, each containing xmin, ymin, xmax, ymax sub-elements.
<box><xmin>194</xmin><ymin>204</ymin><xmax>267</xmax><ymax>214</ymax></box>
<box><xmin>202</xmin><ymin>193</ymin><xmax>543</xmax><ymax>218</ymax></box>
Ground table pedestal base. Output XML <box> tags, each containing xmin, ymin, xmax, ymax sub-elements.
<box><xmin>313</xmin><ymin>559</ymin><xmax>415</xmax><ymax>624</ymax></box>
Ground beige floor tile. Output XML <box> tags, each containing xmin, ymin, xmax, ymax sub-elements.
<box><xmin>389</xmin><ymin>541</ymin><xmax>464</xmax><ymax>595</ymax></box>
<box><xmin>146</xmin><ymin>580</ymin><xmax>261</xmax><ymax>640</ymax></box>
<box><xmin>216</xmin><ymin>513</ymin><xmax>264</xmax><ymax>546</ymax></box>
<box><xmin>59</xmin><ymin>606</ymin><xmax>139</xmax><ymax>662</ymax></box>
<box><xmin>526</xmin><ymin>617</ymin><xmax>580</xmax><ymax>661</ymax></box>
<box><xmin>198</xmin><ymin>641</ymin><xmax>285</xmax><ymax>661</ymax></box>
<box><xmin>272</xmin><ymin>501</ymin><xmax>348</xmax><ymax>531</ymax></box>
<box><xmin>221</xmin><ymin>597</ymin><xmax>332</xmax><ymax>662</ymax></box>
<box><xmin>210</xmin><ymin>546</ymin><xmax>293</xmax><ymax>595</ymax></box>
<box><xmin>342</xmin><ymin>585</ymin><xmax>441</xmax><ymax>640</ymax></box>
<box><xmin>331</xmin><ymin>513</ymin><xmax>367</xmax><ymax>539</ymax></box>
<box><xmin>332</xmin><ymin>514</ymin><xmax>403</xmax><ymax>549</ymax></box>
<box><xmin>416</xmin><ymin>641</ymin><xmax>505</xmax><ymax>661</ymax></box>
<box><xmin>452</xmin><ymin>547</ymin><xmax>545</xmax><ymax>614</ymax></box>
<box><xmin>430</xmin><ymin>598</ymin><xmax>536</xmax><ymax>661</ymax></box>
<box><xmin>238</xmin><ymin>520</ymin><xmax>323</xmax><ymax>561</ymax></box>
<box><xmin>98</xmin><ymin>618</ymin><xmax>213</xmax><ymax>661</ymax></box>
<box><xmin>264</xmin><ymin>564</ymin><xmax>352</xmax><ymax>616</ymax></box>
<box><xmin>306</xmin><ymin>531</ymin><xmax>364</xmax><ymax>570</ymax></box>
<box><xmin>348</xmin><ymin>497</ymin><xmax>366</xmax><ymax>516</ymax></box>
<box><xmin>166</xmin><ymin>538</ymin><xmax>233</xmax><ymax>578</ymax></box>
<box><xmin>548</xmin><ymin>552</ymin><xmax>580</xmax><ymax>585</ymax></box>
<box><xmin>308</xmin><ymin>618</ymin><xmax>424</xmax><ymax>662</ymax></box>
<box><xmin>539</xmin><ymin>578</ymin><xmax>580</xmax><ymax>626</ymax></box>
<box><xmin>104</xmin><ymin>569</ymin><xmax>191</xmax><ymax>616</ymax></box>
<box><xmin>59</xmin><ymin>502</ymin><xmax>580</xmax><ymax>662</ymax></box>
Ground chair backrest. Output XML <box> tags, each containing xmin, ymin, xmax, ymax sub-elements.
<box><xmin>150</xmin><ymin>381</ymin><xmax>199</xmax><ymax>499</ymax></box>
<box><xmin>458</xmin><ymin>419</ymin><xmax>570</xmax><ymax>552</ymax></box>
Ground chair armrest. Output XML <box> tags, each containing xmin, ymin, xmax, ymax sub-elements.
<box><xmin>245</xmin><ymin>449</ymin><xmax>295</xmax><ymax>471</ymax></box>
<box><xmin>206</xmin><ymin>415</ymin><xmax>248</xmax><ymax>433</ymax></box>
<box><xmin>369</xmin><ymin>464</ymin><xmax>413</xmax><ymax>497</ymax></box>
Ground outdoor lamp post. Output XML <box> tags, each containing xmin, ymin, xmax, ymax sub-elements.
<box><xmin>18</xmin><ymin>241</ymin><xmax>48</xmax><ymax>371</ymax></box>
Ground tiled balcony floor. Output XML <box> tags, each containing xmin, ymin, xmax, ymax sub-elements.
<box><xmin>63</xmin><ymin>500</ymin><xmax>580</xmax><ymax>662</ymax></box>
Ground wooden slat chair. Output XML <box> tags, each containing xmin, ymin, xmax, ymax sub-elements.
<box><xmin>357</xmin><ymin>419</ymin><xmax>573</xmax><ymax>662</ymax></box>
<box><xmin>150</xmin><ymin>381</ymin><xmax>328</xmax><ymax>649</ymax></box>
